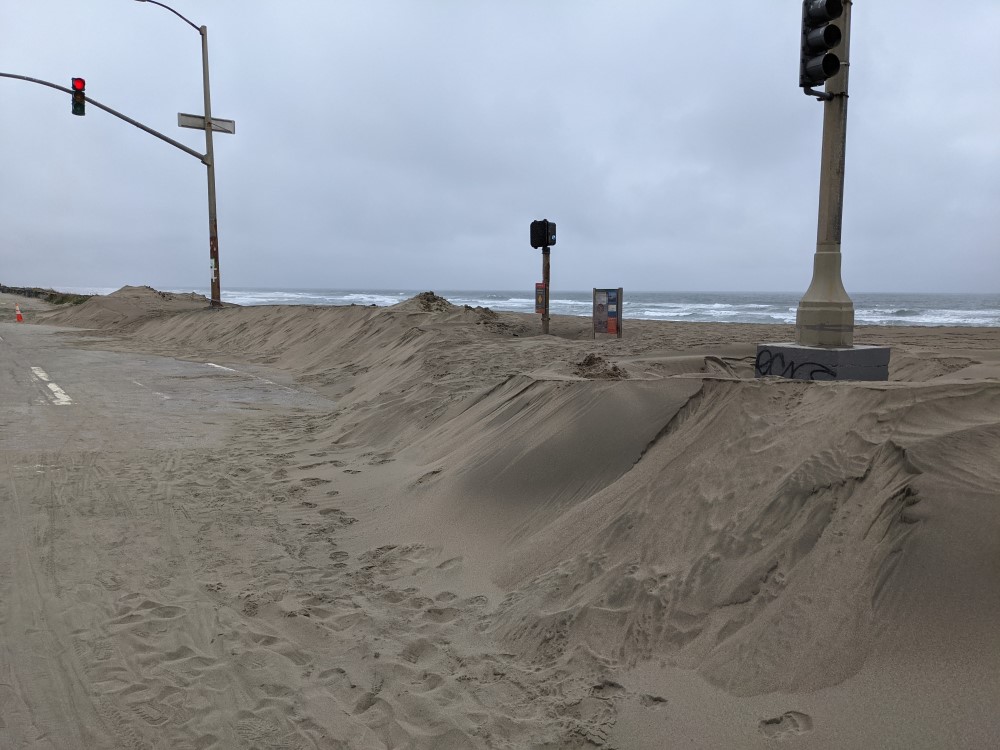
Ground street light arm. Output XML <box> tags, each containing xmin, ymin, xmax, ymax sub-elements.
<box><xmin>133</xmin><ymin>0</ymin><xmax>200</xmax><ymax>32</ymax></box>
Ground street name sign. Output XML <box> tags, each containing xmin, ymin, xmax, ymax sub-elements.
<box><xmin>178</xmin><ymin>112</ymin><xmax>236</xmax><ymax>134</ymax></box>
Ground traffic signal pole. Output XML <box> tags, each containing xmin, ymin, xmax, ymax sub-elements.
<box><xmin>796</xmin><ymin>0</ymin><xmax>854</xmax><ymax>348</ymax></box>
<box><xmin>133</xmin><ymin>0</ymin><xmax>224</xmax><ymax>307</ymax></box>
<box><xmin>756</xmin><ymin>0</ymin><xmax>887</xmax><ymax>379</ymax></box>
<box><xmin>5</xmin><ymin>1</ymin><xmax>228</xmax><ymax>310</ymax></box>
<box><xmin>1</xmin><ymin>66</ymin><xmax>224</xmax><ymax>306</ymax></box>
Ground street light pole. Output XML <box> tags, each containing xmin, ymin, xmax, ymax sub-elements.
<box><xmin>135</xmin><ymin>0</ymin><xmax>223</xmax><ymax>307</ymax></box>
<box><xmin>199</xmin><ymin>24</ymin><xmax>221</xmax><ymax>308</ymax></box>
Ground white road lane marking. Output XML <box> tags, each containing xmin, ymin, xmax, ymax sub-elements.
<box><xmin>131</xmin><ymin>378</ymin><xmax>170</xmax><ymax>400</ymax></box>
<box><xmin>204</xmin><ymin>362</ymin><xmax>296</xmax><ymax>392</ymax></box>
<box><xmin>30</xmin><ymin>366</ymin><xmax>74</xmax><ymax>406</ymax></box>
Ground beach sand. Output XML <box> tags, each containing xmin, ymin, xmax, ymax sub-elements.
<box><xmin>2</xmin><ymin>286</ymin><xmax>999</xmax><ymax>748</ymax></box>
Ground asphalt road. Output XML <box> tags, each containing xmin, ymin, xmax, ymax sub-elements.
<box><xmin>0</xmin><ymin>321</ymin><xmax>337</xmax><ymax>748</ymax></box>
<box><xmin>0</xmin><ymin>321</ymin><xmax>328</xmax><ymax>454</ymax></box>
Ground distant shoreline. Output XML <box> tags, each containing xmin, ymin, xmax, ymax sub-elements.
<box><xmin>7</xmin><ymin>285</ymin><xmax>997</xmax><ymax>328</ymax></box>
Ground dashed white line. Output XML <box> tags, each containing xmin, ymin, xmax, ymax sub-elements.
<box><xmin>131</xmin><ymin>378</ymin><xmax>170</xmax><ymax>400</ymax></box>
<box><xmin>204</xmin><ymin>362</ymin><xmax>295</xmax><ymax>392</ymax></box>
<box><xmin>29</xmin><ymin>366</ymin><xmax>73</xmax><ymax>406</ymax></box>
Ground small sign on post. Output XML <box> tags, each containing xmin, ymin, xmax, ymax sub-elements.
<box><xmin>593</xmin><ymin>288</ymin><xmax>623</xmax><ymax>339</ymax></box>
<box><xmin>535</xmin><ymin>283</ymin><xmax>547</xmax><ymax>314</ymax></box>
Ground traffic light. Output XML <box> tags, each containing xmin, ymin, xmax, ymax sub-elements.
<box><xmin>71</xmin><ymin>77</ymin><xmax>86</xmax><ymax>116</ymax></box>
<box><xmin>800</xmin><ymin>0</ymin><xmax>844</xmax><ymax>89</ymax></box>
<box><xmin>530</xmin><ymin>219</ymin><xmax>556</xmax><ymax>249</ymax></box>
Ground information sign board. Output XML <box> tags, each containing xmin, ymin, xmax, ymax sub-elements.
<box><xmin>593</xmin><ymin>288</ymin><xmax>623</xmax><ymax>338</ymax></box>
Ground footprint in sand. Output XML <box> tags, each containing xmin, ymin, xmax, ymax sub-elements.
<box><xmin>400</xmin><ymin>638</ymin><xmax>438</xmax><ymax>664</ymax></box>
<box><xmin>639</xmin><ymin>694</ymin><xmax>668</xmax><ymax>709</ymax></box>
<box><xmin>0</xmin><ymin>684</ymin><xmax>55</xmax><ymax>747</ymax></box>
<box><xmin>300</xmin><ymin>477</ymin><xmax>331</xmax><ymax>487</ymax></box>
<box><xmin>318</xmin><ymin>507</ymin><xmax>355</xmax><ymax>525</ymax></box>
<box><xmin>422</xmin><ymin>607</ymin><xmax>460</xmax><ymax>623</ymax></box>
<box><xmin>407</xmin><ymin>596</ymin><xmax>436</xmax><ymax>610</ymax></box>
<box><xmin>758</xmin><ymin>711</ymin><xmax>813</xmax><ymax>739</ymax></box>
<box><xmin>414</xmin><ymin>468</ymin><xmax>443</xmax><ymax>485</ymax></box>
<box><xmin>96</xmin><ymin>570</ymin><xmax>125</xmax><ymax>591</ymax></box>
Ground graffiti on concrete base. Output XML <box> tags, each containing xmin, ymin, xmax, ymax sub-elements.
<box><xmin>755</xmin><ymin>348</ymin><xmax>836</xmax><ymax>380</ymax></box>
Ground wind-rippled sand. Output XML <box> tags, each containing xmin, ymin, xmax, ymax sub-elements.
<box><xmin>3</xmin><ymin>286</ymin><xmax>999</xmax><ymax>748</ymax></box>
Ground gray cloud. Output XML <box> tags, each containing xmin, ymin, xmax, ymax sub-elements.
<box><xmin>2</xmin><ymin>1</ymin><xmax>998</xmax><ymax>293</ymax></box>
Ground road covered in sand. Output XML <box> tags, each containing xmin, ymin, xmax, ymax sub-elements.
<box><xmin>1</xmin><ymin>286</ymin><xmax>999</xmax><ymax>748</ymax></box>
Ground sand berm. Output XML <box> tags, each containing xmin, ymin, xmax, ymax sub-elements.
<box><xmin>5</xmin><ymin>285</ymin><xmax>1000</xmax><ymax>748</ymax></box>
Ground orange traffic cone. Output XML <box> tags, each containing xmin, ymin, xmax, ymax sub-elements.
<box><xmin>15</xmin><ymin>303</ymin><xmax>23</xmax><ymax>323</ymax></box>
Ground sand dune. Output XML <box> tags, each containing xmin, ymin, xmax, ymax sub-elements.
<box><xmin>3</xmin><ymin>285</ymin><xmax>998</xmax><ymax>748</ymax></box>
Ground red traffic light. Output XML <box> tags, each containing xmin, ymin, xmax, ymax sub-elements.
<box><xmin>71</xmin><ymin>77</ymin><xmax>86</xmax><ymax>116</ymax></box>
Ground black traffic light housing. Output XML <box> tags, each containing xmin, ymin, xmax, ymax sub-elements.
<box><xmin>530</xmin><ymin>219</ymin><xmax>556</xmax><ymax>249</ymax></box>
<box><xmin>800</xmin><ymin>0</ymin><xmax>844</xmax><ymax>91</ymax></box>
<box><xmin>71</xmin><ymin>77</ymin><xmax>86</xmax><ymax>116</ymax></box>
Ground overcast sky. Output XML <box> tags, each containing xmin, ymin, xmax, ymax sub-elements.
<box><xmin>2</xmin><ymin>1</ymin><xmax>998</xmax><ymax>294</ymax></box>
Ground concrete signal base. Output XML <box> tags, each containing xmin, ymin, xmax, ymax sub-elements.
<box><xmin>755</xmin><ymin>343</ymin><xmax>890</xmax><ymax>381</ymax></box>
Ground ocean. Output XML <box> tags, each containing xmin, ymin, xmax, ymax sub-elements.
<box><xmin>64</xmin><ymin>287</ymin><xmax>1000</xmax><ymax>328</ymax></box>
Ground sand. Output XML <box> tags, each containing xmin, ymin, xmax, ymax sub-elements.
<box><xmin>1</xmin><ymin>286</ymin><xmax>998</xmax><ymax>748</ymax></box>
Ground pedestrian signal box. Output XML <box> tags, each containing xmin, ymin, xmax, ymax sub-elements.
<box><xmin>530</xmin><ymin>219</ymin><xmax>556</xmax><ymax>249</ymax></box>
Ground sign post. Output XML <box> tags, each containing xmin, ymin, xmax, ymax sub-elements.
<box><xmin>529</xmin><ymin>219</ymin><xmax>557</xmax><ymax>335</ymax></box>
<box><xmin>541</xmin><ymin>249</ymin><xmax>551</xmax><ymax>334</ymax></box>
